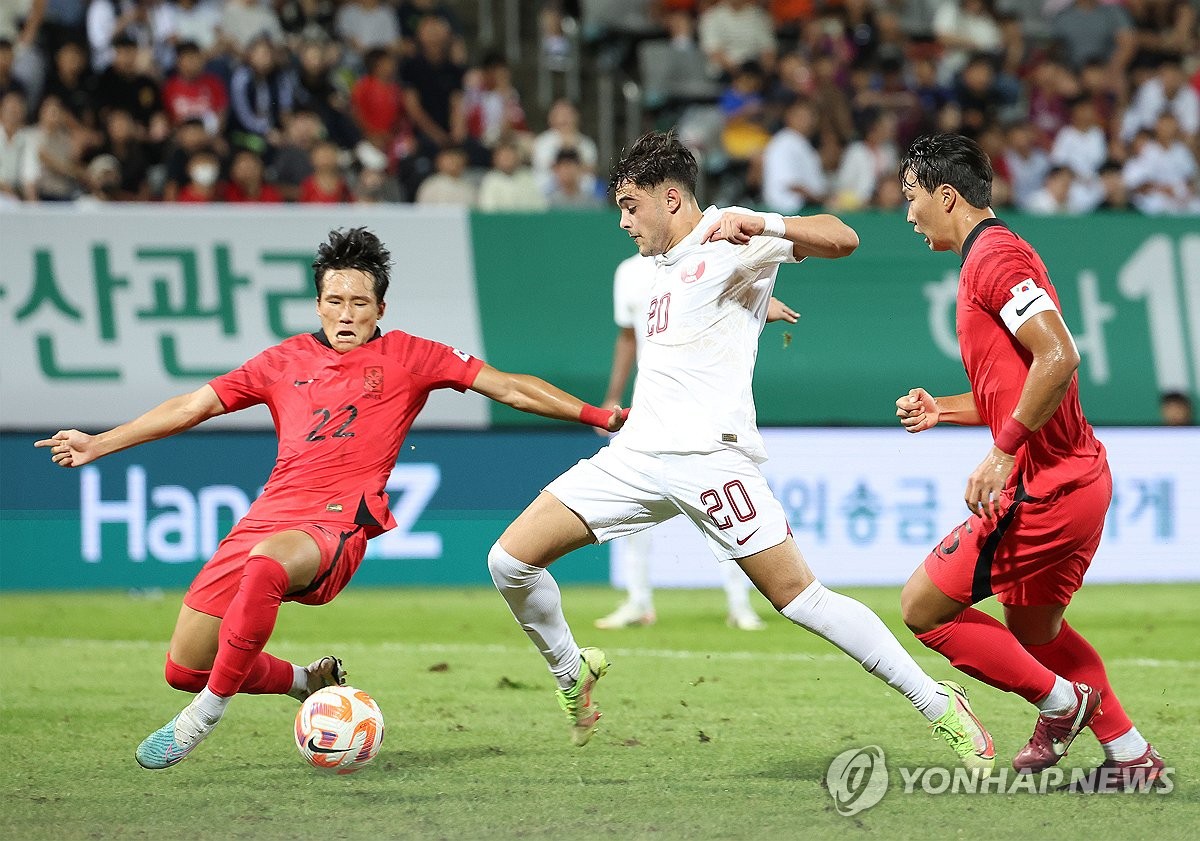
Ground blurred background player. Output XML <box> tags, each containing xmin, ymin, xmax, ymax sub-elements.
<box><xmin>896</xmin><ymin>133</ymin><xmax>1163</xmax><ymax>792</ymax></box>
<box><xmin>489</xmin><ymin>132</ymin><xmax>995</xmax><ymax>773</ymax></box>
<box><xmin>595</xmin><ymin>250</ymin><xmax>800</xmax><ymax>631</ymax></box>
<box><xmin>36</xmin><ymin>227</ymin><xmax>625</xmax><ymax>770</ymax></box>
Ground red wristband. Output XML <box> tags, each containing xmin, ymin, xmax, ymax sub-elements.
<box><xmin>994</xmin><ymin>417</ymin><xmax>1032</xmax><ymax>456</ymax></box>
<box><xmin>579</xmin><ymin>404</ymin><xmax>611</xmax><ymax>428</ymax></box>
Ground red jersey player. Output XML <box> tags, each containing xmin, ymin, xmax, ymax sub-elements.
<box><xmin>35</xmin><ymin>227</ymin><xmax>626</xmax><ymax>770</ymax></box>
<box><xmin>895</xmin><ymin>133</ymin><xmax>1164</xmax><ymax>792</ymax></box>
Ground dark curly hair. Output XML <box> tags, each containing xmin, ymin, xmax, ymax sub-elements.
<box><xmin>899</xmin><ymin>133</ymin><xmax>993</xmax><ymax>209</ymax></box>
<box><xmin>608</xmin><ymin>130</ymin><xmax>698</xmax><ymax>197</ymax></box>
<box><xmin>312</xmin><ymin>227</ymin><xmax>393</xmax><ymax>303</ymax></box>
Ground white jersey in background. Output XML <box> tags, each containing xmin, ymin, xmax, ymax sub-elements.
<box><xmin>613</xmin><ymin>253</ymin><xmax>657</xmax><ymax>357</ymax></box>
<box><xmin>614</xmin><ymin>206</ymin><xmax>798</xmax><ymax>463</ymax></box>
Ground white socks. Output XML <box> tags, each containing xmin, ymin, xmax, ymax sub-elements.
<box><xmin>1102</xmin><ymin>726</ymin><xmax>1149</xmax><ymax>762</ymax></box>
<box><xmin>781</xmin><ymin>581</ymin><xmax>948</xmax><ymax>722</ymax></box>
<box><xmin>191</xmin><ymin>687</ymin><xmax>231</xmax><ymax>723</ymax></box>
<box><xmin>1036</xmin><ymin>676</ymin><xmax>1077</xmax><ymax>717</ymax></box>
<box><xmin>488</xmin><ymin>542</ymin><xmax>581</xmax><ymax>689</ymax></box>
<box><xmin>289</xmin><ymin>664</ymin><xmax>309</xmax><ymax>700</ymax></box>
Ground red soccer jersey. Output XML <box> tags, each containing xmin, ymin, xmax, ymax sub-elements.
<box><xmin>209</xmin><ymin>329</ymin><xmax>484</xmax><ymax>535</ymax></box>
<box><xmin>956</xmin><ymin>219</ymin><xmax>1106</xmax><ymax>498</ymax></box>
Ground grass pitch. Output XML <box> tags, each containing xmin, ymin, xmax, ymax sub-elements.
<box><xmin>1</xmin><ymin>583</ymin><xmax>1196</xmax><ymax>840</ymax></box>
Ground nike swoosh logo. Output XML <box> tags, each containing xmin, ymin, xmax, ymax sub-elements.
<box><xmin>294</xmin><ymin>379</ymin><xmax>317</xmax><ymax>386</ymax></box>
<box><xmin>1015</xmin><ymin>294</ymin><xmax>1045</xmax><ymax>317</ymax></box>
<box><xmin>736</xmin><ymin>529</ymin><xmax>760</xmax><ymax>546</ymax></box>
<box><xmin>306</xmin><ymin>736</ymin><xmax>344</xmax><ymax>754</ymax></box>
<box><xmin>1052</xmin><ymin>685</ymin><xmax>1094</xmax><ymax>755</ymax></box>
<box><xmin>1127</xmin><ymin>757</ymin><xmax>1158</xmax><ymax>768</ymax></box>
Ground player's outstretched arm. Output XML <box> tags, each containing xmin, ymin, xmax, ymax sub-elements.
<box><xmin>602</xmin><ymin>327</ymin><xmax>637</xmax><ymax>409</ymax></box>
<box><xmin>469</xmin><ymin>364</ymin><xmax>626</xmax><ymax>432</ymax></box>
<box><xmin>34</xmin><ymin>385</ymin><xmax>226</xmax><ymax>468</ymax></box>
<box><xmin>896</xmin><ymin>388</ymin><xmax>982</xmax><ymax>432</ymax></box>
<box><xmin>701</xmin><ymin>212</ymin><xmax>858</xmax><ymax>260</ymax></box>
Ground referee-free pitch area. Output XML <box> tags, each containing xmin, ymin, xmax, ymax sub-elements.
<box><xmin>2</xmin><ymin>584</ymin><xmax>1196</xmax><ymax>840</ymax></box>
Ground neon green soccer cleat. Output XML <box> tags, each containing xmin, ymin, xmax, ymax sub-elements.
<box><xmin>930</xmin><ymin>680</ymin><xmax>996</xmax><ymax>774</ymax></box>
<box><xmin>555</xmin><ymin>647</ymin><xmax>610</xmax><ymax>746</ymax></box>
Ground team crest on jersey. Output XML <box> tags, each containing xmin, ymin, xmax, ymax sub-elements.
<box><xmin>680</xmin><ymin>260</ymin><xmax>705</xmax><ymax>284</ymax></box>
<box><xmin>363</xmin><ymin>366</ymin><xmax>384</xmax><ymax>393</ymax></box>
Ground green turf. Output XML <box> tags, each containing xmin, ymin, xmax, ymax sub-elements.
<box><xmin>1</xmin><ymin>584</ymin><xmax>1196</xmax><ymax>840</ymax></box>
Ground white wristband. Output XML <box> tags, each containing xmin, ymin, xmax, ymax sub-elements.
<box><xmin>760</xmin><ymin>212</ymin><xmax>785</xmax><ymax>238</ymax></box>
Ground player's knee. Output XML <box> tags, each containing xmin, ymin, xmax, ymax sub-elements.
<box><xmin>488</xmin><ymin>541</ymin><xmax>527</xmax><ymax>586</ymax></box>
<box><xmin>164</xmin><ymin>655</ymin><xmax>209</xmax><ymax>692</ymax></box>
<box><xmin>900</xmin><ymin>585</ymin><xmax>935</xmax><ymax>634</ymax></box>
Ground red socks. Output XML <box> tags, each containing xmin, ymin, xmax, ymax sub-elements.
<box><xmin>164</xmin><ymin>652</ymin><xmax>294</xmax><ymax>696</ymax></box>
<box><xmin>207</xmin><ymin>555</ymin><xmax>292</xmax><ymax>698</ymax></box>
<box><xmin>916</xmin><ymin>608</ymin><xmax>1056</xmax><ymax>703</ymax></box>
<box><xmin>164</xmin><ymin>656</ymin><xmax>209</xmax><ymax>693</ymax></box>
<box><xmin>1021</xmin><ymin>621</ymin><xmax>1132</xmax><ymax>742</ymax></box>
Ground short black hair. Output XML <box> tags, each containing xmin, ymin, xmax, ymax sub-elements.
<box><xmin>899</xmin><ymin>133</ymin><xmax>993</xmax><ymax>209</ymax></box>
<box><xmin>609</xmin><ymin>130</ymin><xmax>698</xmax><ymax>197</ymax></box>
<box><xmin>312</xmin><ymin>227</ymin><xmax>392</xmax><ymax>303</ymax></box>
<box><xmin>1161</xmin><ymin>391</ymin><xmax>1193</xmax><ymax>407</ymax></box>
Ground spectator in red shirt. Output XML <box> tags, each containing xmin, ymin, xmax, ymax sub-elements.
<box><xmin>163</xmin><ymin>41</ymin><xmax>229</xmax><ymax>135</ymax></box>
<box><xmin>220</xmin><ymin>148</ymin><xmax>282</xmax><ymax>202</ymax></box>
<box><xmin>299</xmin><ymin>139</ymin><xmax>353</xmax><ymax>203</ymax></box>
<box><xmin>350</xmin><ymin>48</ymin><xmax>411</xmax><ymax>159</ymax></box>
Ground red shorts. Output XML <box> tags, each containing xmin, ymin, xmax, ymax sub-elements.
<box><xmin>183</xmin><ymin>519</ymin><xmax>369</xmax><ymax>618</ymax></box>
<box><xmin>924</xmin><ymin>467</ymin><xmax>1112</xmax><ymax>607</ymax></box>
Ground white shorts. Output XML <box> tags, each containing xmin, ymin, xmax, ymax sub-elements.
<box><xmin>544</xmin><ymin>444</ymin><xmax>789</xmax><ymax>561</ymax></box>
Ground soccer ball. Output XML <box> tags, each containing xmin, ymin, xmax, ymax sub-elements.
<box><xmin>294</xmin><ymin>686</ymin><xmax>385</xmax><ymax>774</ymax></box>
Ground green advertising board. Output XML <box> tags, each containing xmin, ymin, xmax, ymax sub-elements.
<box><xmin>472</xmin><ymin>211</ymin><xmax>1199</xmax><ymax>426</ymax></box>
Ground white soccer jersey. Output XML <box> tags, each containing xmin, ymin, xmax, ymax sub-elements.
<box><xmin>613</xmin><ymin>253</ymin><xmax>657</xmax><ymax>356</ymax></box>
<box><xmin>614</xmin><ymin>206</ymin><xmax>797</xmax><ymax>463</ymax></box>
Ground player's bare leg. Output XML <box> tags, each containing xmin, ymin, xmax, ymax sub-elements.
<box><xmin>138</xmin><ymin>531</ymin><xmax>329</xmax><ymax>769</ymax></box>
<box><xmin>739</xmin><ymin>540</ymin><xmax>994</xmax><ymax>772</ymax></box>
<box><xmin>490</xmin><ymin>492</ymin><xmax>609</xmax><ymax>745</ymax></box>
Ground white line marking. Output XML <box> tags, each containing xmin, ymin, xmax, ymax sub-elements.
<box><xmin>3</xmin><ymin>638</ymin><xmax>1197</xmax><ymax>669</ymax></box>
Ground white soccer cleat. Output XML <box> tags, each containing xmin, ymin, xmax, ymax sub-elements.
<box><xmin>594</xmin><ymin>602</ymin><xmax>656</xmax><ymax>629</ymax></box>
<box><xmin>727</xmin><ymin>610</ymin><xmax>767</xmax><ymax>631</ymax></box>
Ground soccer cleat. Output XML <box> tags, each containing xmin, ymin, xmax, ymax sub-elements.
<box><xmin>930</xmin><ymin>681</ymin><xmax>996</xmax><ymax>774</ymax></box>
<box><xmin>288</xmin><ymin>655</ymin><xmax>348</xmax><ymax>702</ymax></box>
<box><xmin>1063</xmin><ymin>744</ymin><xmax>1166</xmax><ymax>793</ymax></box>
<box><xmin>594</xmin><ymin>602</ymin><xmax>656</xmax><ymax>629</ymax></box>
<box><xmin>1012</xmin><ymin>681</ymin><xmax>1101</xmax><ymax>774</ymax></box>
<box><xmin>726</xmin><ymin>610</ymin><xmax>767</xmax><ymax>631</ymax></box>
<box><xmin>135</xmin><ymin>700</ymin><xmax>220</xmax><ymax>770</ymax></box>
<box><xmin>555</xmin><ymin>647</ymin><xmax>610</xmax><ymax>746</ymax></box>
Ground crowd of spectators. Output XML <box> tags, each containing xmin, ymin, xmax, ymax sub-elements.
<box><xmin>0</xmin><ymin>0</ymin><xmax>1197</xmax><ymax>213</ymax></box>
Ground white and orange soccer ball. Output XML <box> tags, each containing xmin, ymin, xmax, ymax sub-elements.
<box><xmin>294</xmin><ymin>686</ymin><xmax>385</xmax><ymax>774</ymax></box>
